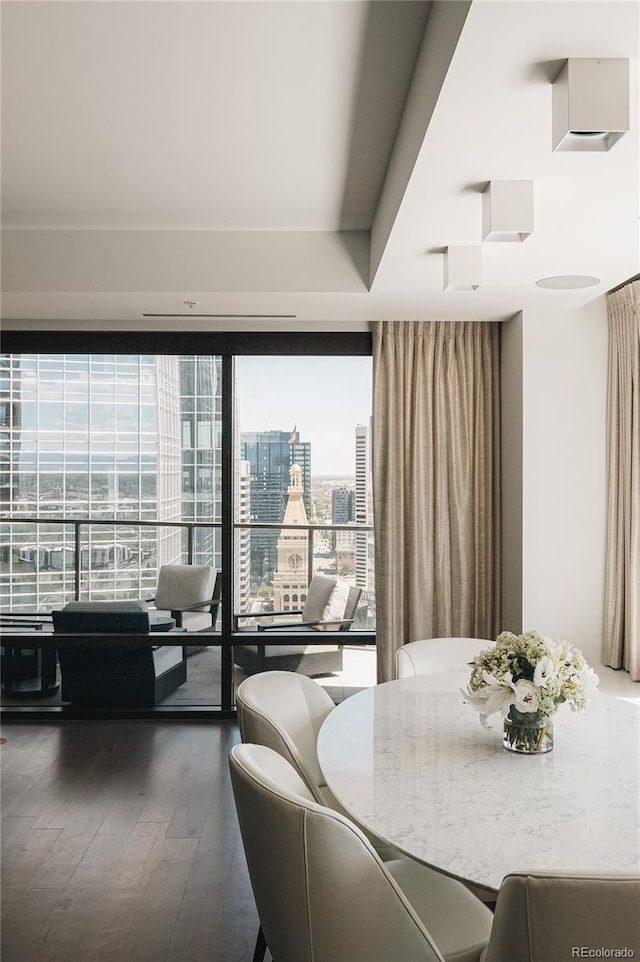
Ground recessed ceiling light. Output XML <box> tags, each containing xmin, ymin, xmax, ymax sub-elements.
<box><xmin>535</xmin><ymin>275</ymin><xmax>600</xmax><ymax>290</ymax></box>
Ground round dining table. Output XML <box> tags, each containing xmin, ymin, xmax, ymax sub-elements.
<box><xmin>316</xmin><ymin>673</ymin><xmax>640</xmax><ymax>893</ymax></box>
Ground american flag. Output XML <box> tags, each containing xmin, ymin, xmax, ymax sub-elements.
<box><xmin>288</xmin><ymin>426</ymin><xmax>298</xmax><ymax>444</ymax></box>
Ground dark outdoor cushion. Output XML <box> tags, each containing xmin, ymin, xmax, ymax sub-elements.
<box><xmin>52</xmin><ymin>600</ymin><xmax>151</xmax><ymax>633</ymax></box>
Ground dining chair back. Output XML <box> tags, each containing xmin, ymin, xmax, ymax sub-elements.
<box><xmin>482</xmin><ymin>872</ymin><xmax>640</xmax><ymax>962</ymax></box>
<box><xmin>235</xmin><ymin>669</ymin><xmax>334</xmax><ymax>802</ymax></box>
<box><xmin>394</xmin><ymin>637</ymin><xmax>493</xmax><ymax>679</ymax></box>
<box><xmin>236</xmin><ymin>669</ymin><xmax>406</xmax><ymax>861</ymax></box>
<box><xmin>230</xmin><ymin>743</ymin><xmax>477</xmax><ymax>962</ymax></box>
<box><xmin>235</xmin><ymin>668</ymin><xmax>497</xmax><ymax>891</ymax></box>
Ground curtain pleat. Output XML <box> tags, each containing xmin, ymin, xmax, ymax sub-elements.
<box><xmin>372</xmin><ymin>321</ymin><xmax>501</xmax><ymax>683</ymax></box>
<box><xmin>604</xmin><ymin>280</ymin><xmax>640</xmax><ymax>680</ymax></box>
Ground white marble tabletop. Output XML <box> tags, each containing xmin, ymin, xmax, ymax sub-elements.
<box><xmin>316</xmin><ymin>673</ymin><xmax>640</xmax><ymax>893</ymax></box>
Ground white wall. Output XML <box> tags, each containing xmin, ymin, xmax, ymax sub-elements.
<box><xmin>502</xmin><ymin>297</ymin><xmax>608</xmax><ymax>667</ymax></box>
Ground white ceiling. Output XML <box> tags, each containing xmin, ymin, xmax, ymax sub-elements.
<box><xmin>1</xmin><ymin>0</ymin><xmax>638</xmax><ymax>329</ymax></box>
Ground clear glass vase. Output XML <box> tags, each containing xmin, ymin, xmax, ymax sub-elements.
<box><xmin>503</xmin><ymin>708</ymin><xmax>554</xmax><ymax>754</ymax></box>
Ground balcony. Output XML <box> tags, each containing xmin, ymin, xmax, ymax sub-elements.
<box><xmin>1</xmin><ymin>516</ymin><xmax>376</xmax><ymax>715</ymax></box>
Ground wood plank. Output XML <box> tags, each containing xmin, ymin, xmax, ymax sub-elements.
<box><xmin>1</xmin><ymin>719</ymin><xmax>259</xmax><ymax>962</ymax></box>
<box><xmin>0</xmin><ymin>887</ymin><xmax>63</xmax><ymax>961</ymax></box>
<box><xmin>79</xmin><ymin>893</ymin><xmax>183</xmax><ymax>962</ymax></box>
<box><xmin>27</xmin><ymin>828</ymin><xmax>100</xmax><ymax>889</ymax></box>
<box><xmin>101</xmin><ymin>821</ymin><xmax>169</xmax><ymax>895</ymax></box>
<box><xmin>165</xmin><ymin>897</ymin><xmax>233</xmax><ymax>962</ymax></box>
<box><xmin>63</xmin><ymin>832</ymin><xmax>130</xmax><ymax>897</ymax></box>
<box><xmin>22</xmin><ymin>891</ymin><xmax>104</xmax><ymax>962</ymax></box>
<box><xmin>96</xmin><ymin>795</ymin><xmax>149</xmax><ymax>837</ymax></box>
<box><xmin>1</xmin><ymin>823</ymin><xmax>63</xmax><ymax>890</ymax></box>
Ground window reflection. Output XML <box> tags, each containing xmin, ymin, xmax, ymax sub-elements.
<box><xmin>1</xmin><ymin>348</ymin><xmax>375</xmax><ymax>710</ymax></box>
<box><xmin>1</xmin><ymin>354</ymin><xmax>222</xmax><ymax>613</ymax></box>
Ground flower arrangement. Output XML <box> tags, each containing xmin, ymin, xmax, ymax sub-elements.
<box><xmin>462</xmin><ymin>630</ymin><xmax>599</xmax><ymax>752</ymax></box>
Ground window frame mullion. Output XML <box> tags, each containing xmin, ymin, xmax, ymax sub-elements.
<box><xmin>220</xmin><ymin>352</ymin><xmax>235</xmax><ymax>712</ymax></box>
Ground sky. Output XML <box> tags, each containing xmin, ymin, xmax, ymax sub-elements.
<box><xmin>236</xmin><ymin>355</ymin><xmax>372</xmax><ymax>476</ymax></box>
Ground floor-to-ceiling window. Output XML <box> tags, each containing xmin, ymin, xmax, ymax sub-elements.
<box><xmin>234</xmin><ymin>355</ymin><xmax>374</xmax><ymax>626</ymax></box>
<box><xmin>0</xmin><ymin>332</ymin><xmax>374</xmax><ymax>715</ymax></box>
<box><xmin>1</xmin><ymin>354</ymin><xmax>193</xmax><ymax>610</ymax></box>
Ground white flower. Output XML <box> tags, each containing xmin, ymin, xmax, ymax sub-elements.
<box><xmin>479</xmin><ymin>671</ymin><xmax>516</xmax><ymax>717</ymax></box>
<box><xmin>463</xmin><ymin>629</ymin><xmax>597</xmax><ymax>723</ymax></box>
<box><xmin>580</xmin><ymin>666</ymin><xmax>599</xmax><ymax>689</ymax></box>
<box><xmin>578</xmin><ymin>666</ymin><xmax>600</xmax><ymax>704</ymax></box>
<box><xmin>533</xmin><ymin>655</ymin><xmax>556</xmax><ymax>689</ymax></box>
<box><xmin>461</xmin><ymin>670</ymin><xmax>515</xmax><ymax>719</ymax></box>
<box><xmin>512</xmin><ymin>679</ymin><xmax>539</xmax><ymax>713</ymax></box>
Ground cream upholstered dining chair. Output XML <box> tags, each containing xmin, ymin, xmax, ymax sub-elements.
<box><xmin>235</xmin><ymin>669</ymin><xmax>336</xmax><ymax>808</ymax></box>
<box><xmin>394</xmin><ymin>637</ymin><xmax>493</xmax><ymax>679</ymax></box>
<box><xmin>148</xmin><ymin>564</ymin><xmax>221</xmax><ymax>630</ymax></box>
<box><xmin>481</xmin><ymin>872</ymin><xmax>640</xmax><ymax>962</ymax></box>
<box><xmin>236</xmin><ymin>670</ymin><xmax>440</xmax><ymax>864</ymax></box>
<box><xmin>230</xmin><ymin>743</ymin><xmax>493</xmax><ymax>962</ymax></box>
<box><xmin>235</xmin><ymin>670</ymin><xmax>405</xmax><ymax>860</ymax></box>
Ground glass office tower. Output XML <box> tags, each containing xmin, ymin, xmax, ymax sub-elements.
<box><xmin>331</xmin><ymin>487</ymin><xmax>354</xmax><ymax>524</ymax></box>
<box><xmin>240</xmin><ymin>429</ymin><xmax>311</xmax><ymax>590</ymax></box>
<box><xmin>0</xmin><ymin>354</ymin><xmax>221</xmax><ymax>611</ymax></box>
<box><xmin>179</xmin><ymin>355</ymin><xmax>221</xmax><ymax>565</ymax></box>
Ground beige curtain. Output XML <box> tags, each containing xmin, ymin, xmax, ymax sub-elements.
<box><xmin>372</xmin><ymin>321</ymin><xmax>501</xmax><ymax>683</ymax></box>
<box><xmin>604</xmin><ymin>280</ymin><xmax>640</xmax><ymax>680</ymax></box>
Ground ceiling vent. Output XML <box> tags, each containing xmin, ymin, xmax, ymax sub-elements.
<box><xmin>141</xmin><ymin>313</ymin><xmax>297</xmax><ymax>319</ymax></box>
<box><xmin>535</xmin><ymin>275</ymin><xmax>600</xmax><ymax>290</ymax></box>
<box><xmin>444</xmin><ymin>246</ymin><xmax>481</xmax><ymax>292</ymax></box>
<box><xmin>482</xmin><ymin>180</ymin><xmax>533</xmax><ymax>242</ymax></box>
<box><xmin>552</xmin><ymin>58</ymin><xmax>630</xmax><ymax>151</ymax></box>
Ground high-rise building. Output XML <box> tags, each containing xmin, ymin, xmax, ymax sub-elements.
<box><xmin>354</xmin><ymin>420</ymin><xmax>375</xmax><ymax>627</ymax></box>
<box><xmin>331</xmin><ymin>486</ymin><xmax>354</xmax><ymax>524</ymax></box>
<box><xmin>330</xmin><ymin>484</ymin><xmax>355</xmax><ymax>564</ymax></box>
<box><xmin>235</xmin><ymin>459</ymin><xmax>252</xmax><ymax>614</ymax></box>
<box><xmin>355</xmin><ymin>423</ymin><xmax>369</xmax><ymax>591</ymax></box>
<box><xmin>179</xmin><ymin>355</ymin><xmax>221</xmax><ymax>565</ymax></box>
<box><xmin>0</xmin><ymin>354</ymin><xmax>222</xmax><ymax>611</ymax></box>
<box><xmin>240</xmin><ymin>429</ymin><xmax>311</xmax><ymax>589</ymax></box>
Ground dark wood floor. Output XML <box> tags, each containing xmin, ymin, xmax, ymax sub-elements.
<box><xmin>1</xmin><ymin>718</ymin><xmax>267</xmax><ymax>962</ymax></box>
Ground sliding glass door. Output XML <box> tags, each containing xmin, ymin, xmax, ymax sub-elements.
<box><xmin>1</xmin><ymin>333</ymin><xmax>374</xmax><ymax>714</ymax></box>
<box><xmin>234</xmin><ymin>355</ymin><xmax>374</xmax><ymax>622</ymax></box>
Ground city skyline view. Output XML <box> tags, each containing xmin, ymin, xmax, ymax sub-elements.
<box><xmin>0</xmin><ymin>349</ymin><xmax>376</xmax><ymax>710</ymax></box>
<box><xmin>1</xmin><ymin>353</ymin><xmax>375</xmax><ymax>626</ymax></box>
<box><xmin>236</xmin><ymin>355</ymin><xmax>371</xmax><ymax>477</ymax></box>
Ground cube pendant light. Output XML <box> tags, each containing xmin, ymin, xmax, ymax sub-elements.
<box><xmin>552</xmin><ymin>58</ymin><xmax>629</xmax><ymax>151</ymax></box>
<box><xmin>482</xmin><ymin>180</ymin><xmax>533</xmax><ymax>242</ymax></box>
<box><xmin>444</xmin><ymin>246</ymin><xmax>481</xmax><ymax>292</ymax></box>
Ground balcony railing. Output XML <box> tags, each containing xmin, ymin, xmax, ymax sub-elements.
<box><xmin>1</xmin><ymin>514</ymin><xmax>376</xmax><ymax>716</ymax></box>
<box><xmin>0</xmin><ymin>516</ymin><xmax>375</xmax><ymax>619</ymax></box>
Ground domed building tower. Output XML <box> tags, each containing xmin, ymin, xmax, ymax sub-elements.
<box><xmin>272</xmin><ymin>464</ymin><xmax>309</xmax><ymax>615</ymax></box>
